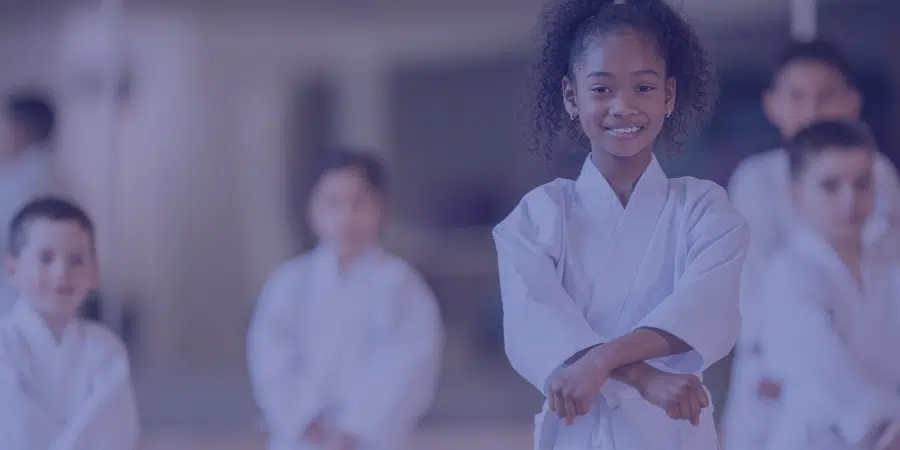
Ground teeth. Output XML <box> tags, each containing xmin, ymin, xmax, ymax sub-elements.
<box><xmin>607</xmin><ymin>126</ymin><xmax>640</xmax><ymax>134</ymax></box>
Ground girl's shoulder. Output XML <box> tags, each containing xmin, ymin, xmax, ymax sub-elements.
<box><xmin>667</xmin><ymin>175</ymin><xmax>728</xmax><ymax>203</ymax></box>
<box><xmin>667</xmin><ymin>176</ymin><xmax>746</xmax><ymax>228</ymax></box>
<box><xmin>494</xmin><ymin>178</ymin><xmax>576</xmax><ymax>247</ymax></box>
<box><xmin>498</xmin><ymin>178</ymin><xmax>576</xmax><ymax>224</ymax></box>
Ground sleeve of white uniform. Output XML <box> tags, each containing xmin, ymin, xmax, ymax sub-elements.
<box><xmin>727</xmin><ymin>158</ymin><xmax>781</xmax><ymax>348</ymax></box>
<box><xmin>92</xmin><ymin>340</ymin><xmax>140</xmax><ymax>450</ymax></box>
<box><xmin>759</xmin><ymin>271</ymin><xmax>900</xmax><ymax>446</ymax></box>
<box><xmin>637</xmin><ymin>184</ymin><xmax>749</xmax><ymax>373</ymax></box>
<box><xmin>494</xmin><ymin>188</ymin><xmax>610</xmax><ymax>393</ymax></box>
<box><xmin>873</xmin><ymin>153</ymin><xmax>900</xmax><ymax>227</ymax></box>
<box><xmin>335</xmin><ymin>270</ymin><xmax>443</xmax><ymax>444</ymax></box>
<box><xmin>49</xmin><ymin>330</ymin><xmax>140</xmax><ymax>450</ymax></box>
<box><xmin>246</xmin><ymin>265</ymin><xmax>322</xmax><ymax>440</ymax></box>
<box><xmin>0</xmin><ymin>346</ymin><xmax>30</xmax><ymax>450</ymax></box>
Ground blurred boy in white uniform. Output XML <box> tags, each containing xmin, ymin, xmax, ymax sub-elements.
<box><xmin>752</xmin><ymin>121</ymin><xmax>900</xmax><ymax>450</ymax></box>
<box><xmin>247</xmin><ymin>149</ymin><xmax>443</xmax><ymax>450</ymax></box>
<box><xmin>0</xmin><ymin>197</ymin><xmax>139</xmax><ymax>450</ymax></box>
<box><xmin>724</xmin><ymin>41</ymin><xmax>900</xmax><ymax>450</ymax></box>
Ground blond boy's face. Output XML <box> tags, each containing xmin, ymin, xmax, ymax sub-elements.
<box><xmin>5</xmin><ymin>219</ymin><xmax>98</xmax><ymax>319</ymax></box>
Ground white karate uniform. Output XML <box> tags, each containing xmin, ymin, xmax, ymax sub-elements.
<box><xmin>723</xmin><ymin>148</ymin><xmax>900</xmax><ymax>450</ymax></box>
<box><xmin>754</xmin><ymin>227</ymin><xmax>900</xmax><ymax>450</ymax></box>
<box><xmin>495</xmin><ymin>155</ymin><xmax>748</xmax><ymax>450</ymax></box>
<box><xmin>727</xmin><ymin>148</ymin><xmax>900</xmax><ymax>337</ymax></box>
<box><xmin>247</xmin><ymin>246</ymin><xmax>443</xmax><ymax>450</ymax></box>
<box><xmin>0</xmin><ymin>147</ymin><xmax>58</xmax><ymax>314</ymax></box>
<box><xmin>0</xmin><ymin>300</ymin><xmax>140</xmax><ymax>450</ymax></box>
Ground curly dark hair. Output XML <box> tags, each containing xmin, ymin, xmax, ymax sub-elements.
<box><xmin>529</xmin><ymin>0</ymin><xmax>717</xmax><ymax>159</ymax></box>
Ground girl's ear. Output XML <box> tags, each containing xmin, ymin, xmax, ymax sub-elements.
<box><xmin>665</xmin><ymin>76</ymin><xmax>676</xmax><ymax>115</ymax></box>
<box><xmin>562</xmin><ymin>76</ymin><xmax>578</xmax><ymax>120</ymax></box>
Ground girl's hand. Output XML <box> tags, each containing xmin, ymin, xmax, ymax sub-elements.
<box><xmin>546</xmin><ymin>349</ymin><xmax>614</xmax><ymax>425</ymax></box>
<box><xmin>634</xmin><ymin>366</ymin><xmax>709</xmax><ymax>425</ymax></box>
<box><xmin>757</xmin><ymin>377</ymin><xmax>782</xmax><ymax>400</ymax></box>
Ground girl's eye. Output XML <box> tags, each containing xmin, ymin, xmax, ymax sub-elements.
<box><xmin>636</xmin><ymin>85</ymin><xmax>655</xmax><ymax>92</ymax></box>
<box><xmin>591</xmin><ymin>87</ymin><xmax>612</xmax><ymax>94</ymax></box>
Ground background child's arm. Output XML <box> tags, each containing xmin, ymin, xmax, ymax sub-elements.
<box><xmin>246</xmin><ymin>266</ymin><xmax>324</xmax><ymax>445</ymax></box>
<box><xmin>49</xmin><ymin>354</ymin><xmax>138</xmax><ymax>450</ymax></box>
<box><xmin>334</xmin><ymin>271</ymin><xmax>442</xmax><ymax>448</ymax></box>
<box><xmin>0</xmin><ymin>348</ymin><xmax>32</xmax><ymax>450</ymax></box>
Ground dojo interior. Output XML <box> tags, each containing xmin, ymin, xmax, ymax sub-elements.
<box><xmin>0</xmin><ymin>0</ymin><xmax>896</xmax><ymax>448</ymax></box>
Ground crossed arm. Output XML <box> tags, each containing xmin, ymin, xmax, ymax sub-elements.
<box><xmin>496</xmin><ymin>187</ymin><xmax>747</xmax><ymax>425</ymax></box>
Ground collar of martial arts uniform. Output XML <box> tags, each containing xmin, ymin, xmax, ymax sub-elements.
<box><xmin>315</xmin><ymin>243</ymin><xmax>385</xmax><ymax>278</ymax></box>
<box><xmin>575</xmin><ymin>151</ymin><xmax>668</xmax><ymax>218</ymax></box>
<box><xmin>12</xmin><ymin>298</ymin><xmax>80</xmax><ymax>352</ymax></box>
<box><xmin>790</xmin><ymin>224</ymin><xmax>875</xmax><ymax>295</ymax></box>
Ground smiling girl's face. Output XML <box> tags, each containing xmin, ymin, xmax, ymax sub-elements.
<box><xmin>563</xmin><ymin>28</ymin><xmax>675</xmax><ymax>159</ymax></box>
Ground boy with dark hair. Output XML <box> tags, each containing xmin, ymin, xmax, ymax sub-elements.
<box><xmin>748</xmin><ymin>120</ymin><xmax>900</xmax><ymax>450</ymax></box>
<box><xmin>729</xmin><ymin>39</ymin><xmax>900</xmax><ymax>305</ymax></box>
<box><xmin>0</xmin><ymin>197</ymin><xmax>139</xmax><ymax>449</ymax></box>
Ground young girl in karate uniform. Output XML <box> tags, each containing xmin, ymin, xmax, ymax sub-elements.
<box><xmin>247</xmin><ymin>149</ymin><xmax>443</xmax><ymax>450</ymax></box>
<box><xmin>749</xmin><ymin>120</ymin><xmax>900</xmax><ymax>450</ymax></box>
<box><xmin>494</xmin><ymin>1</ymin><xmax>749</xmax><ymax>449</ymax></box>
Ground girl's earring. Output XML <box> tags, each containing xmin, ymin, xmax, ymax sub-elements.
<box><xmin>666</xmin><ymin>108</ymin><xmax>672</xmax><ymax>119</ymax></box>
<box><xmin>570</xmin><ymin>112</ymin><xmax>578</xmax><ymax>121</ymax></box>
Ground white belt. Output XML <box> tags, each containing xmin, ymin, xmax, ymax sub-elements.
<box><xmin>536</xmin><ymin>388</ymin><xmax>636</xmax><ymax>450</ymax></box>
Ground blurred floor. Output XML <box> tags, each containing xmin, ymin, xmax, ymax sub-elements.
<box><xmin>133</xmin><ymin>328</ymin><xmax>541</xmax><ymax>428</ymax></box>
<box><xmin>134</xmin><ymin>363</ymin><xmax>540</xmax><ymax>429</ymax></box>
<box><xmin>139</xmin><ymin>423</ymin><xmax>533</xmax><ymax>450</ymax></box>
<box><xmin>135</xmin><ymin>369</ymin><xmax>541</xmax><ymax>430</ymax></box>
<box><xmin>134</xmin><ymin>348</ymin><xmax>540</xmax><ymax>450</ymax></box>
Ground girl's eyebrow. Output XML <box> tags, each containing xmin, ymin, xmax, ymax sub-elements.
<box><xmin>586</xmin><ymin>69</ymin><xmax>663</xmax><ymax>78</ymax></box>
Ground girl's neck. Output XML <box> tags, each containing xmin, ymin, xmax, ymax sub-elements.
<box><xmin>590</xmin><ymin>147</ymin><xmax>653</xmax><ymax>206</ymax></box>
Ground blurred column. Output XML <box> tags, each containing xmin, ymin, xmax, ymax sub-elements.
<box><xmin>332</xmin><ymin>56</ymin><xmax>393</xmax><ymax>164</ymax></box>
<box><xmin>57</xmin><ymin>4</ymin><xmax>128</xmax><ymax>326</ymax></box>
<box><xmin>791</xmin><ymin>0</ymin><xmax>817</xmax><ymax>41</ymax></box>
<box><xmin>98</xmin><ymin>0</ymin><xmax>126</xmax><ymax>333</ymax></box>
<box><xmin>234</xmin><ymin>70</ymin><xmax>295</xmax><ymax>286</ymax></box>
<box><xmin>58</xmin><ymin>11</ymin><xmax>207</xmax><ymax>371</ymax></box>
